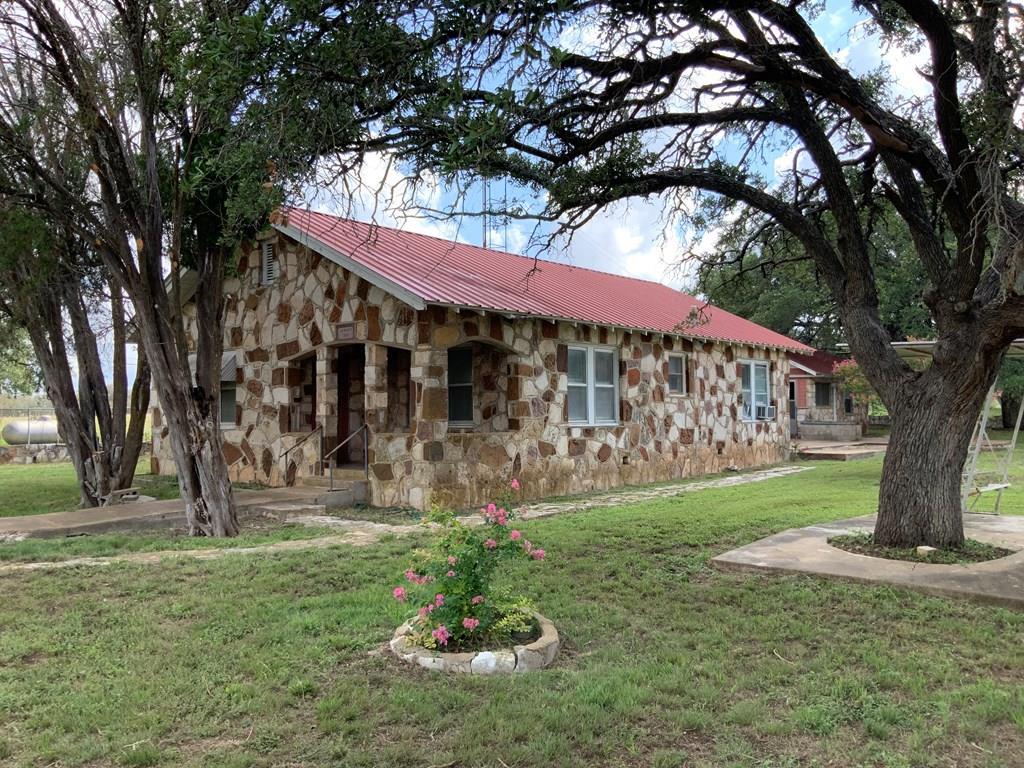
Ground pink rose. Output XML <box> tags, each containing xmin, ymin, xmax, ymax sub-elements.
<box><xmin>446</xmin><ymin>570</ymin><xmax>456</xmax><ymax>578</ymax></box>
<box><xmin>486</xmin><ymin>502</ymin><xmax>497</xmax><ymax>515</ymax></box>
<box><xmin>509</xmin><ymin>530</ymin><xmax>522</xmax><ymax>540</ymax></box>
<box><xmin>435</xmin><ymin>593</ymin><xmax>445</xmax><ymax>607</ymax></box>
<box><xmin>462</xmin><ymin>617</ymin><xmax>480</xmax><ymax>631</ymax></box>
<box><xmin>432</xmin><ymin>625</ymin><xmax>450</xmax><ymax>646</ymax></box>
<box><xmin>531</xmin><ymin>549</ymin><xmax>546</xmax><ymax>560</ymax></box>
<box><xmin>471</xmin><ymin>595</ymin><xmax>485</xmax><ymax>605</ymax></box>
<box><xmin>510</xmin><ymin>478</ymin><xmax>521</xmax><ymax>490</ymax></box>
<box><xmin>392</xmin><ymin>586</ymin><xmax>406</xmax><ymax>601</ymax></box>
<box><xmin>484</xmin><ymin>539</ymin><xmax>498</xmax><ymax>550</ymax></box>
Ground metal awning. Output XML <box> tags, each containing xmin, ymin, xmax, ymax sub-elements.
<box><xmin>186</xmin><ymin>351</ymin><xmax>238</xmax><ymax>382</ymax></box>
<box><xmin>889</xmin><ymin>339</ymin><xmax>1024</xmax><ymax>361</ymax></box>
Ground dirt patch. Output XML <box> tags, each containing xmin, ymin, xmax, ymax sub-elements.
<box><xmin>829</xmin><ymin>532</ymin><xmax>1015</xmax><ymax>564</ymax></box>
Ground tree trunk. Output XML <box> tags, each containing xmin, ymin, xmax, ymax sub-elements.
<box><xmin>1002</xmin><ymin>394</ymin><xmax>1021</xmax><ymax>431</ymax></box>
<box><xmin>873</xmin><ymin>357</ymin><xmax>998</xmax><ymax>548</ymax></box>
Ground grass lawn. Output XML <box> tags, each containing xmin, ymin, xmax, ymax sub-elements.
<box><xmin>0</xmin><ymin>462</ymin><xmax>264</xmax><ymax>518</ymax></box>
<box><xmin>2</xmin><ymin>458</ymin><xmax>1023</xmax><ymax>767</ymax></box>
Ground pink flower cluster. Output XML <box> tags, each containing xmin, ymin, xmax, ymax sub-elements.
<box><xmin>510</xmin><ymin>478</ymin><xmax>521</xmax><ymax>491</ymax></box>
<box><xmin>393</xmin><ymin>586</ymin><xmax>406</xmax><ymax>601</ymax></box>
<box><xmin>405</xmin><ymin>569</ymin><xmax>435</xmax><ymax>586</ymax></box>
<box><xmin>483</xmin><ymin>538</ymin><xmax>498</xmax><ymax>550</ymax></box>
<box><xmin>462</xmin><ymin>617</ymin><xmax>480</xmax><ymax>631</ymax></box>
<box><xmin>480</xmin><ymin>502</ymin><xmax>509</xmax><ymax>526</ymax></box>
<box><xmin>432</xmin><ymin>625</ymin><xmax>450</xmax><ymax>646</ymax></box>
<box><xmin>471</xmin><ymin>595</ymin><xmax>485</xmax><ymax>605</ymax></box>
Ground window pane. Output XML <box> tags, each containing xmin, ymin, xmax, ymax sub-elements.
<box><xmin>568</xmin><ymin>385</ymin><xmax>588</xmax><ymax>421</ymax></box>
<box><xmin>220</xmin><ymin>383</ymin><xmax>236</xmax><ymax>424</ymax></box>
<box><xmin>594</xmin><ymin>386</ymin><xmax>616</xmax><ymax>422</ymax></box>
<box><xmin>669</xmin><ymin>373</ymin><xmax>684</xmax><ymax>393</ymax></box>
<box><xmin>449</xmin><ymin>385</ymin><xmax>473</xmax><ymax>422</ymax></box>
<box><xmin>594</xmin><ymin>350</ymin><xmax>615</xmax><ymax>385</ymax></box>
<box><xmin>815</xmin><ymin>382</ymin><xmax>832</xmax><ymax>407</ymax></box>
<box><xmin>568</xmin><ymin>348</ymin><xmax>587</xmax><ymax>384</ymax></box>
<box><xmin>669</xmin><ymin>356</ymin><xmax>683</xmax><ymax>376</ymax></box>
<box><xmin>741</xmin><ymin>363</ymin><xmax>751</xmax><ymax>391</ymax></box>
<box><xmin>448</xmin><ymin>348</ymin><xmax>472</xmax><ymax>385</ymax></box>
<box><xmin>754</xmin><ymin>363</ymin><xmax>769</xmax><ymax>405</ymax></box>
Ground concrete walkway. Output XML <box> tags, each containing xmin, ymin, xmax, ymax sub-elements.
<box><xmin>0</xmin><ymin>486</ymin><xmax>324</xmax><ymax>539</ymax></box>
<box><xmin>0</xmin><ymin>465</ymin><xmax>812</xmax><ymax>575</ymax></box>
<box><xmin>712</xmin><ymin>513</ymin><xmax>1024</xmax><ymax>609</ymax></box>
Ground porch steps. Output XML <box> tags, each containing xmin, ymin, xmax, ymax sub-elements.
<box><xmin>296</xmin><ymin>476</ymin><xmax>369</xmax><ymax>508</ymax></box>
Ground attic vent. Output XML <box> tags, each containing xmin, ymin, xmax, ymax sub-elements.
<box><xmin>260</xmin><ymin>241</ymin><xmax>279</xmax><ymax>285</ymax></box>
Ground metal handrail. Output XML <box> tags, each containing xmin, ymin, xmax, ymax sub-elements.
<box><xmin>323</xmin><ymin>423</ymin><xmax>369</xmax><ymax>491</ymax></box>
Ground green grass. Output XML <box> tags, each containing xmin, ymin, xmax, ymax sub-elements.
<box><xmin>0</xmin><ymin>523</ymin><xmax>341</xmax><ymax>563</ymax></box>
<box><xmin>1</xmin><ymin>458</ymin><xmax>1023</xmax><ymax>767</ymax></box>
<box><xmin>0</xmin><ymin>462</ymin><xmax>256</xmax><ymax>518</ymax></box>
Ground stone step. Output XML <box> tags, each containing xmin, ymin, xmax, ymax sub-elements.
<box><xmin>316</xmin><ymin>481</ymin><xmax>368</xmax><ymax>509</ymax></box>
<box><xmin>299</xmin><ymin>469</ymin><xmax>367</xmax><ymax>487</ymax></box>
<box><xmin>244</xmin><ymin>502</ymin><xmax>327</xmax><ymax>522</ymax></box>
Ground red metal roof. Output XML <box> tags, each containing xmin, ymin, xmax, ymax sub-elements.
<box><xmin>277</xmin><ymin>208</ymin><xmax>813</xmax><ymax>353</ymax></box>
<box><xmin>789</xmin><ymin>350</ymin><xmax>841</xmax><ymax>375</ymax></box>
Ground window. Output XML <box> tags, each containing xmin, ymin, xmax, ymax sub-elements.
<box><xmin>844</xmin><ymin>394</ymin><xmax>854</xmax><ymax>415</ymax></box>
<box><xmin>448</xmin><ymin>347</ymin><xmax>474</xmax><ymax>425</ymax></box>
<box><xmin>260</xmin><ymin>241</ymin><xmax>279</xmax><ymax>285</ymax></box>
<box><xmin>667</xmin><ymin>354</ymin><xmax>687</xmax><ymax>394</ymax></box>
<box><xmin>815</xmin><ymin>382</ymin><xmax>833</xmax><ymax>407</ymax></box>
<box><xmin>740</xmin><ymin>360</ymin><xmax>772</xmax><ymax>420</ymax></box>
<box><xmin>567</xmin><ymin>345</ymin><xmax>618</xmax><ymax>425</ymax></box>
<box><xmin>220</xmin><ymin>381</ymin><xmax>236</xmax><ymax>428</ymax></box>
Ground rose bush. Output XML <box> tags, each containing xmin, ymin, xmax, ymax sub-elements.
<box><xmin>391</xmin><ymin>480</ymin><xmax>547</xmax><ymax>651</ymax></box>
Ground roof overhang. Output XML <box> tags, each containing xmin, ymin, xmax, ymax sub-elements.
<box><xmin>889</xmin><ymin>339</ymin><xmax>1024</xmax><ymax>361</ymax></box>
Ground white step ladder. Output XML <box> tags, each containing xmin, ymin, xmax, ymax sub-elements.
<box><xmin>961</xmin><ymin>383</ymin><xmax>1024</xmax><ymax>515</ymax></box>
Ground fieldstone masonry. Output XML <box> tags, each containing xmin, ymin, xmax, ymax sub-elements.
<box><xmin>151</xmin><ymin>229</ymin><xmax>793</xmax><ymax>509</ymax></box>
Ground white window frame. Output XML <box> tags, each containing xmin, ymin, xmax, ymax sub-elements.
<box><xmin>566</xmin><ymin>344</ymin><xmax>619</xmax><ymax>426</ymax></box>
<box><xmin>260</xmin><ymin>241</ymin><xmax>279</xmax><ymax>286</ymax></box>
<box><xmin>739</xmin><ymin>359</ymin><xmax>773</xmax><ymax>422</ymax></box>
<box><xmin>667</xmin><ymin>353</ymin><xmax>687</xmax><ymax>395</ymax></box>
<box><xmin>447</xmin><ymin>347</ymin><xmax>474</xmax><ymax>427</ymax></box>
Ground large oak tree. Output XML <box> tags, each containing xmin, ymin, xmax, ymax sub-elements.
<box><xmin>363</xmin><ymin>0</ymin><xmax>1024</xmax><ymax>547</ymax></box>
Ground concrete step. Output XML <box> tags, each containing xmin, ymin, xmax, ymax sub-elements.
<box><xmin>299</xmin><ymin>469</ymin><xmax>367</xmax><ymax>487</ymax></box>
<box><xmin>316</xmin><ymin>481</ymin><xmax>368</xmax><ymax>509</ymax></box>
<box><xmin>244</xmin><ymin>502</ymin><xmax>327</xmax><ymax>522</ymax></box>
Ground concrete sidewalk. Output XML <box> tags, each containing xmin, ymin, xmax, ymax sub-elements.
<box><xmin>712</xmin><ymin>513</ymin><xmax>1024</xmax><ymax>610</ymax></box>
<box><xmin>0</xmin><ymin>486</ymin><xmax>323</xmax><ymax>539</ymax></box>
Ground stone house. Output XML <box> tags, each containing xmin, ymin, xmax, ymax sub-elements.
<box><xmin>788</xmin><ymin>350</ymin><xmax>866</xmax><ymax>441</ymax></box>
<box><xmin>150</xmin><ymin>208</ymin><xmax>813</xmax><ymax>509</ymax></box>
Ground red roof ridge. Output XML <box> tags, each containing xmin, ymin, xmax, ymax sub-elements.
<box><xmin>282</xmin><ymin>206</ymin><xmax>688</xmax><ymax>293</ymax></box>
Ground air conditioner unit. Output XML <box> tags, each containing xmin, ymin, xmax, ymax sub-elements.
<box><xmin>755</xmin><ymin>405</ymin><xmax>777</xmax><ymax>420</ymax></box>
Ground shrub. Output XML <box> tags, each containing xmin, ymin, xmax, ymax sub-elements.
<box><xmin>391</xmin><ymin>479</ymin><xmax>547</xmax><ymax>651</ymax></box>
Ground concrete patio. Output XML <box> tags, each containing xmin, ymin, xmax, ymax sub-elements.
<box><xmin>0</xmin><ymin>486</ymin><xmax>325</xmax><ymax>539</ymax></box>
<box><xmin>712</xmin><ymin>512</ymin><xmax>1024</xmax><ymax>609</ymax></box>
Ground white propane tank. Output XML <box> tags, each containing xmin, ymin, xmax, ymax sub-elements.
<box><xmin>1</xmin><ymin>418</ymin><xmax>61</xmax><ymax>445</ymax></box>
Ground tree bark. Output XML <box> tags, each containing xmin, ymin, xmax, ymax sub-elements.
<box><xmin>873</xmin><ymin>351</ymin><xmax>1000</xmax><ymax>548</ymax></box>
<box><xmin>1002</xmin><ymin>394</ymin><xmax>1021</xmax><ymax>431</ymax></box>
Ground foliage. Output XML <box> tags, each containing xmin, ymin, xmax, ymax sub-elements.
<box><xmin>830</xmin><ymin>360</ymin><xmax>881</xmax><ymax>412</ymax></box>
<box><xmin>392</xmin><ymin>480</ymin><xmax>546</xmax><ymax>651</ymax></box>
<box><xmin>0</xmin><ymin>318</ymin><xmax>38</xmax><ymax>396</ymax></box>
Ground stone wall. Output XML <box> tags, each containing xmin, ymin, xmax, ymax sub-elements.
<box><xmin>151</xmin><ymin>230</ymin><xmax>792</xmax><ymax>509</ymax></box>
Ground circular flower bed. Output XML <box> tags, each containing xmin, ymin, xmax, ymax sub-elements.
<box><xmin>390</xmin><ymin>611</ymin><xmax>560</xmax><ymax>674</ymax></box>
<box><xmin>388</xmin><ymin>479</ymin><xmax>557</xmax><ymax>673</ymax></box>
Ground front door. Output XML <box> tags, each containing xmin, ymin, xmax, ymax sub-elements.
<box><xmin>335</xmin><ymin>345</ymin><xmax>366</xmax><ymax>465</ymax></box>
